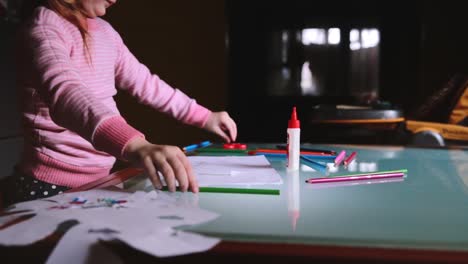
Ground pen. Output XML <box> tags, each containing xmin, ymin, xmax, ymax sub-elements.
<box><xmin>334</xmin><ymin>150</ymin><xmax>346</xmax><ymax>166</ymax></box>
<box><xmin>183</xmin><ymin>141</ymin><xmax>212</xmax><ymax>152</ymax></box>
<box><xmin>160</xmin><ymin>186</ymin><xmax>280</xmax><ymax>195</ymax></box>
<box><xmin>343</xmin><ymin>151</ymin><xmax>357</xmax><ymax>166</ymax></box>
<box><xmin>305</xmin><ymin>169</ymin><xmax>407</xmax><ymax>184</ymax></box>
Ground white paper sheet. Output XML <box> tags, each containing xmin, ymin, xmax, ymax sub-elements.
<box><xmin>0</xmin><ymin>189</ymin><xmax>220</xmax><ymax>262</ymax></box>
<box><xmin>46</xmin><ymin>224</ymin><xmax>123</xmax><ymax>264</ymax></box>
<box><xmin>189</xmin><ymin>155</ymin><xmax>283</xmax><ymax>186</ymax></box>
<box><xmin>112</xmin><ymin>227</ymin><xmax>220</xmax><ymax>258</ymax></box>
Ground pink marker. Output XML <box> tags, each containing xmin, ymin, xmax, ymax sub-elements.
<box><xmin>334</xmin><ymin>150</ymin><xmax>346</xmax><ymax>166</ymax></box>
<box><xmin>343</xmin><ymin>151</ymin><xmax>357</xmax><ymax>166</ymax></box>
<box><xmin>306</xmin><ymin>171</ymin><xmax>405</xmax><ymax>184</ymax></box>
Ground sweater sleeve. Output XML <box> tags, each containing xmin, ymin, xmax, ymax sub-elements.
<box><xmin>112</xmin><ymin>28</ymin><xmax>211</xmax><ymax>128</ymax></box>
<box><xmin>29</xmin><ymin>22</ymin><xmax>143</xmax><ymax>159</ymax></box>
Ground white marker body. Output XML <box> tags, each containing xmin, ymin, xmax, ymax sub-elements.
<box><xmin>287</xmin><ymin>128</ymin><xmax>301</xmax><ymax>171</ymax></box>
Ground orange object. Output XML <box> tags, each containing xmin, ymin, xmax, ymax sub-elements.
<box><xmin>449</xmin><ymin>87</ymin><xmax>468</xmax><ymax>125</ymax></box>
<box><xmin>406</xmin><ymin>120</ymin><xmax>468</xmax><ymax>141</ymax></box>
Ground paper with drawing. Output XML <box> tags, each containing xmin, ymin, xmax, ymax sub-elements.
<box><xmin>0</xmin><ymin>189</ymin><xmax>220</xmax><ymax>262</ymax></box>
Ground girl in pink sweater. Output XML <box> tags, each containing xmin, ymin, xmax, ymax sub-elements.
<box><xmin>1</xmin><ymin>0</ymin><xmax>237</xmax><ymax>206</ymax></box>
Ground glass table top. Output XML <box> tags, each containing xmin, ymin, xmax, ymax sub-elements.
<box><xmin>122</xmin><ymin>144</ymin><xmax>468</xmax><ymax>252</ymax></box>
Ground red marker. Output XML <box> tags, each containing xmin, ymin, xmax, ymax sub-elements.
<box><xmin>343</xmin><ymin>151</ymin><xmax>357</xmax><ymax>166</ymax></box>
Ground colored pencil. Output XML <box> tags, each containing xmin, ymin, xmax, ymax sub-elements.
<box><xmin>343</xmin><ymin>151</ymin><xmax>357</xmax><ymax>166</ymax></box>
<box><xmin>183</xmin><ymin>141</ymin><xmax>212</xmax><ymax>152</ymax></box>
<box><xmin>195</xmin><ymin>148</ymin><xmax>249</xmax><ymax>154</ymax></box>
<box><xmin>334</xmin><ymin>150</ymin><xmax>347</xmax><ymax>166</ymax></box>
<box><xmin>300</xmin><ymin>156</ymin><xmax>329</xmax><ymax>175</ymax></box>
<box><xmin>305</xmin><ymin>169</ymin><xmax>407</xmax><ymax>184</ymax></box>
<box><xmin>160</xmin><ymin>186</ymin><xmax>280</xmax><ymax>195</ymax></box>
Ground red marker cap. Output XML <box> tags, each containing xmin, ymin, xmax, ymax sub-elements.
<box><xmin>288</xmin><ymin>107</ymin><xmax>300</xmax><ymax>128</ymax></box>
<box><xmin>223</xmin><ymin>143</ymin><xmax>247</xmax><ymax>150</ymax></box>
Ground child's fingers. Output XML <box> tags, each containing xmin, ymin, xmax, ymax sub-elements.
<box><xmin>143</xmin><ymin>156</ymin><xmax>162</xmax><ymax>189</ymax></box>
<box><xmin>178</xmin><ymin>152</ymin><xmax>199</xmax><ymax>193</ymax></box>
<box><xmin>214</xmin><ymin>125</ymin><xmax>231</xmax><ymax>142</ymax></box>
<box><xmin>155</xmin><ymin>158</ymin><xmax>176</xmax><ymax>192</ymax></box>
<box><xmin>227</xmin><ymin>119</ymin><xmax>237</xmax><ymax>142</ymax></box>
<box><xmin>167</xmin><ymin>156</ymin><xmax>188</xmax><ymax>192</ymax></box>
<box><xmin>221</xmin><ymin>119</ymin><xmax>237</xmax><ymax>142</ymax></box>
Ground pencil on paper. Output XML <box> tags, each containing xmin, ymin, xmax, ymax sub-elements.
<box><xmin>305</xmin><ymin>169</ymin><xmax>407</xmax><ymax>184</ymax></box>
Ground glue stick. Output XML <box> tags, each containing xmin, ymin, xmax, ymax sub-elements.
<box><xmin>287</xmin><ymin>107</ymin><xmax>301</xmax><ymax>170</ymax></box>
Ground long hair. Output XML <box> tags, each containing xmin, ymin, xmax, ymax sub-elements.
<box><xmin>21</xmin><ymin>0</ymin><xmax>91</xmax><ymax>62</ymax></box>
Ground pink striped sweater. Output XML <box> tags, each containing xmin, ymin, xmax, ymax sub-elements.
<box><xmin>16</xmin><ymin>7</ymin><xmax>211</xmax><ymax>187</ymax></box>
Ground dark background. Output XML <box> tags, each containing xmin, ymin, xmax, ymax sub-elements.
<box><xmin>225</xmin><ymin>0</ymin><xmax>468</xmax><ymax>143</ymax></box>
<box><xmin>1</xmin><ymin>0</ymin><xmax>468</xmax><ymax>176</ymax></box>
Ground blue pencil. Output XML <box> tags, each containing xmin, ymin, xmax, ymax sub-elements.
<box><xmin>300</xmin><ymin>156</ymin><xmax>329</xmax><ymax>175</ymax></box>
<box><xmin>183</xmin><ymin>141</ymin><xmax>212</xmax><ymax>152</ymax></box>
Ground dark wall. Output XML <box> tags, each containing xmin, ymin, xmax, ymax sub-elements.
<box><xmin>225</xmin><ymin>0</ymin><xmax>468</xmax><ymax>143</ymax></box>
<box><xmin>105</xmin><ymin>1</ymin><xmax>228</xmax><ymax>146</ymax></box>
<box><xmin>0</xmin><ymin>20</ymin><xmax>23</xmax><ymax>177</ymax></box>
<box><xmin>0</xmin><ymin>20</ymin><xmax>21</xmax><ymax>138</ymax></box>
<box><xmin>417</xmin><ymin>2</ymin><xmax>468</xmax><ymax>106</ymax></box>
<box><xmin>2</xmin><ymin>0</ymin><xmax>468</xmax><ymax>151</ymax></box>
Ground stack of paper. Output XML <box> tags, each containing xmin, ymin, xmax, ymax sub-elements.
<box><xmin>189</xmin><ymin>155</ymin><xmax>283</xmax><ymax>186</ymax></box>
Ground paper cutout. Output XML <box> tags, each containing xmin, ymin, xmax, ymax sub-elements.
<box><xmin>0</xmin><ymin>188</ymin><xmax>220</xmax><ymax>262</ymax></box>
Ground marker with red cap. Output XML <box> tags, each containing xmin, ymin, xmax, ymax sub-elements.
<box><xmin>343</xmin><ymin>151</ymin><xmax>357</xmax><ymax>167</ymax></box>
<box><xmin>287</xmin><ymin>107</ymin><xmax>301</xmax><ymax>170</ymax></box>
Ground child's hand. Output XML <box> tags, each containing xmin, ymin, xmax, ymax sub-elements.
<box><xmin>203</xmin><ymin>111</ymin><xmax>237</xmax><ymax>142</ymax></box>
<box><xmin>123</xmin><ymin>137</ymin><xmax>198</xmax><ymax>193</ymax></box>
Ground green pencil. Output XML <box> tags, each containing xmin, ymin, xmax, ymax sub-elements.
<box><xmin>160</xmin><ymin>186</ymin><xmax>280</xmax><ymax>195</ymax></box>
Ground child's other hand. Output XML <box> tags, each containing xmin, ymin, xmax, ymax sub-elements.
<box><xmin>123</xmin><ymin>137</ymin><xmax>198</xmax><ymax>193</ymax></box>
<box><xmin>204</xmin><ymin>111</ymin><xmax>237</xmax><ymax>142</ymax></box>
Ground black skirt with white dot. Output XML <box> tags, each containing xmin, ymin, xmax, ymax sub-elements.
<box><xmin>1</xmin><ymin>169</ymin><xmax>70</xmax><ymax>208</ymax></box>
